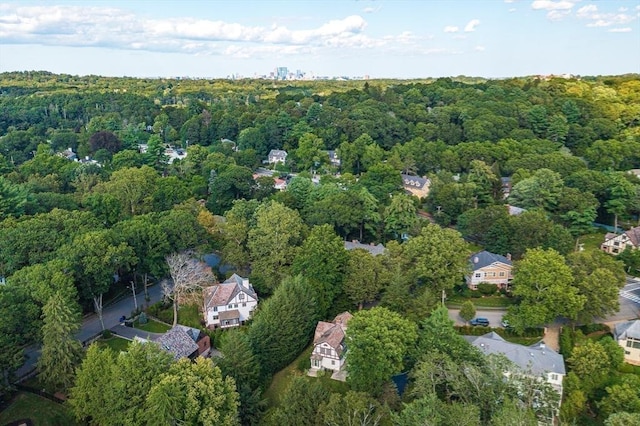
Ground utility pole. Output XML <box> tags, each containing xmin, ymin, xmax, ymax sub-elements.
<box><xmin>129</xmin><ymin>281</ymin><xmax>138</xmax><ymax>311</ymax></box>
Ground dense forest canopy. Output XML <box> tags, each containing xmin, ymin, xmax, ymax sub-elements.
<box><xmin>1</xmin><ymin>71</ymin><xmax>639</xmax><ymax>425</ymax></box>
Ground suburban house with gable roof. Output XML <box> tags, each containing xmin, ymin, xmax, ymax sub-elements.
<box><xmin>601</xmin><ymin>226</ymin><xmax>640</xmax><ymax>255</ymax></box>
<box><xmin>310</xmin><ymin>312</ymin><xmax>352</xmax><ymax>374</ymax></box>
<box><xmin>400</xmin><ymin>174</ymin><xmax>430</xmax><ymax>199</ymax></box>
<box><xmin>614</xmin><ymin>319</ymin><xmax>640</xmax><ymax>365</ymax></box>
<box><xmin>267</xmin><ymin>149</ymin><xmax>288</xmax><ymax>165</ymax></box>
<box><xmin>344</xmin><ymin>240</ymin><xmax>386</xmax><ymax>256</ymax></box>
<box><xmin>465</xmin><ymin>332</ymin><xmax>566</xmax><ymax>401</ymax></box>
<box><xmin>203</xmin><ymin>274</ymin><xmax>258</xmax><ymax>329</ymax></box>
<box><xmin>466</xmin><ymin>250</ymin><xmax>513</xmax><ymax>290</ymax></box>
<box><xmin>152</xmin><ymin>325</ymin><xmax>208</xmax><ymax>360</ymax></box>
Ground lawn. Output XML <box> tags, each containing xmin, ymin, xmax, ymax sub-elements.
<box><xmin>577</xmin><ymin>230</ymin><xmax>606</xmax><ymax>252</ymax></box>
<box><xmin>96</xmin><ymin>336</ymin><xmax>131</xmax><ymax>352</ymax></box>
<box><xmin>263</xmin><ymin>345</ymin><xmax>314</xmax><ymax>408</ymax></box>
<box><xmin>134</xmin><ymin>318</ymin><xmax>171</xmax><ymax>333</ymax></box>
<box><xmin>0</xmin><ymin>392</ymin><xmax>78</xmax><ymax>426</ymax></box>
<box><xmin>153</xmin><ymin>303</ymin><xmax>202</xmax><ymax>329</ymax></box>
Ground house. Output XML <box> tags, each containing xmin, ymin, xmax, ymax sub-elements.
<box><xmin>267</xmin><ymin>149</ymin><xmax>288</xmax><ymax>165</ymax></box>
<box><xmin>57</xmin><ymin>147</ymin><xmax>78</xmax><ymax>161</ymax></box>
<box><xmin>506</xmin><ymin>204</ymin><xmax>526</xmax><ymax>216</ymax></box>
<box><xmin>601</xmin><ymin>226</ymin><xmax>640</xmax><ymax>255</ymax></box>
<box><xmin>501</xmin><ymin>177</ymin><xmax>512</xmax><ymax>199</ymax></box>
<box><xmin>310</xmin><ymin>312</ymin><xmax>352</xmax><ymax>373</ymax></box>
<box><xmin>153</xmin><ymin>325</ymin><xmax>200</xmax><ymax>361</ymax></box>
<box><xmin>344</xmin><ymin>240</ymin><xmax>386</xmax><ymax>256</ymax></box>
<box><xmin>627</xmin><ymin>169</ymin><xmax>640</xmax><ymax>180</ymax></box>
<box><xmin>325</xmin><ymin>150</ymin><xmax>341</xmax><ymax>167</ymax></box>
<box><xmin>466</xmin><ymin>251</ymin><xmax>513</xmax><ymax>290</ymax></box>
<box><xmin>203</xmin><ymin>274</ymin><xmax>258</xmax><ymax>329</ymax></box>
<box><xmin>465</xmin><ymin>332</ymin><xmax>565</xmax><ymax>398</ymax></box>
<box><xmin>401</xmin><ymin>174</ymin><xmax>430</xmax><ymax>199</ymax></box>
<box><xmin>614</xmin><ymin>320</ymin><xmax>640</xmax><ymax>365</ymax></box>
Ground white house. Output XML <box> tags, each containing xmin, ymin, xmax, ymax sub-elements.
<box><xmin>310</xmin><ymin>312</ymin><xmax>352</xmax><ymax>372</ymax></box>
<box><xmin>466</xmin><ymin>332</ymin><xmax>566</xmax><ymax>399</ymax></box>
<box><xmin>614</xmin><ymin>320</ymin><xmax>640</xmax><ymax>365</ymax></box>
<box><xmin>466</xmin><ymin>250</ymin><xmax>513</xmax><ymax>290</ymax></box>
<box><xmin>400</xmin><ymin>174</ymin><xmax>430</xmax><ymax>199</ymax></box>
<box><xmin>601</xmin><ymin>226</ymin><xmax>640</xmax><ymax>255</ymax></box>
<box><xmin>203</xmin><ymin>274</ymin><xmax>258</xmax><ymax>329</ymax></box>
<box><xmin>267</xmin><ymin>149</ymin><xmax>288</xmax><ymax>165</ymax></box>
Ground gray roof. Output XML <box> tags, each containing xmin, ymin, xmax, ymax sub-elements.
<box><xmin>344</xmin><ymin>241</ymin><xmax>386</xmax><ymax>256</ymax></box>
<box><xmin>154</xmin><ymin>326</ymin><xmax>199</xmax><ymax>360</ymax></box>
<box><xmin>268</xmin><ymin>149</ymin><xmax>288</xmax><ymax>158</ymax></box>
<box><xmin>469</xmin><ymin>250</ymin><xmax>512</xmax><ymax>271</ymax></box>
<box><xmin>401</xmin><ymin>174</ymin><xmax>430</xmax><ymax>190</ymax></box>
<box><xmin>614</xmin><ymin>320</ymin><xmax>640</xmax><ymax>341</ymax></box>
<box><xmin>507</xmin><ymin>205</ymin><xmax>526</xmax><ymax>216</ymax></box>
<box><xmin>465</xmin><ymin>332</ymin><xmax>565</xmax><ymax>375</ymax></box>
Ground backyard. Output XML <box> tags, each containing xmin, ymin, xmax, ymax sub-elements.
<box><xmin>0</xmin><ymin>392</ymin><xmax>78</xmax><ymax>426</ymax></box>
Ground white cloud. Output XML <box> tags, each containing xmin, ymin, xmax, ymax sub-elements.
<box><xmin>531</xmin><ymin>0</ymin><xmax>575</xmax><ymax>11</ymax></box>
<box><xmin>464</xmin><ymin>19</ymin><xmax>480</xmax><ymax>32</ymax></box>
<box><xmin>509</xmin><ymin>8</ymin><xmax>517</xmax><ymax>12</ymax></box>
<box><xmin>608</xmin><ymin>27</ymin><xmax>632</xmax><ymax>32</ymax></box>
<box><xmin>474</xmin><ymin>45</ymin><xmax>486</xmax><ymax>51</ymax></box>
<box><xmin>444</xmin><ymin>25</ymin><xmax>459</xmax><ymax>33</ymax></box>
<box><xmin>576</xmin><ymin>5</ymin><xmax>597</xmax><ymax>18</ymax></box>
<box><xmin>547</xmin><ymin>9</ymin><xmax>572</xmax><ymax>20</ymax></box>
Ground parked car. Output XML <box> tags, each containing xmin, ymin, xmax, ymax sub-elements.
<box><xmin>470</xmin><ymin>317</ymin><xmax>490</xmax><ymax>326</ymax></box>
<box><xmin>501</xmin><ymin>319</ymin><xmax>510</xmax><ymax>328</ymax></box>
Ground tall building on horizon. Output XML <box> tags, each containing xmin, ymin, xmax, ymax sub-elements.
<box><xmin>276</xmin><ymin>66</ymin><xmax>288</xmax><ymax>80</ymax></box>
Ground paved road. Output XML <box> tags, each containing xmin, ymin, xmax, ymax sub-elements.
<box><xmin>448</xmin><ymin>308</ymin><xmax>506</xmax><ymax>327</ymax></box>
<box><xmin>15</xmin><ymin>282</ymin><xmax>166</xmax><ymax>379</ymax></box>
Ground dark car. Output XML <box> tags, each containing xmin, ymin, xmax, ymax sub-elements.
<box><xmin>470</xmin><ymin>317</ymin><xmax>490</xmax><ymax>326</ymax></box>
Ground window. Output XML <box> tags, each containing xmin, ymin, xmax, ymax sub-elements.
<box><xmin>234</xmin><ymin>304</ymin><xmax>238</xmax><ymax>308</ymax></box>
<box><xmin>475</xmin><ymin>273</ymin><xmax>481</xmax><ymax>278</ymax></box>
<box><xmin>228</xmin><ymin>304</ymin><xmax>233</xmax><ymax>309</ymax></box>
<box><xmin>242</xmin><ymin>303</ymin><xmax>247</xmax><ymax>307</ymax></box>
<box><xmin>550</xmin><ymin>374</ymin><xmax>558</xmax><ymax>381</ymax></box>
<box><xmin>331</xmin><ymin>360</ymin><xmax>335</xmax><ymax>365</ymax></box>
<box><xmin>239</xmin><ymin>293</ymin><xmax>245</xmax><ymax>299</ymax></box>
<box><xmin>213</xmin><ymin>307</ymin><xmax>218</xmax><ymax>312</ymax></box>
<box><xmin>213</xmin><ymin>315</ymin><xmax>218</xmax><ymax>320</ymax></box>
<box><xmin>499</xmin><ymin>272</ymin><xmax>505</xmax><ymax>277</ymax></box>
<box><xmin>626</xmin><ymin>351</ymin><xmax>631</xmax><ymax>355</ymax></box>
<box><xmin>614</xmin><ymin>241</ymin><xmax>620</xmax><ymax>246</ymax></box>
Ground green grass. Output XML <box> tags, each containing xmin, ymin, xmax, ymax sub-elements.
<box><xmin>134</xmin><ymin>318</ymin><xmax>171</xmax><ymax>333</ymax></box>
<box><xmin>578</xmin><ymin>230</ymin><xmax>607</xmax><ymax>252</ymax></box>
<box><xmin>447</xmin><ymin>295</ymin><xmax>516</xmax><ymax>308</ymax></box>
<box><xmin>264</xmin><ymin>346</ymin><xmax>314</xmax><ymax>407</ymax></box>
<box><xmin>153</xmin><ymin>303</ymin><xmax>202</xmax><ymax>329</ymax></box>
<box><xmin>0</xmin><ymin>392</ymin><xmax>78</xmax><ymax>426</ymax></box>
<box><xmin>96</xmin><ymin>336</ymin><xmax>131</xmax><ymax>352</ymax></box>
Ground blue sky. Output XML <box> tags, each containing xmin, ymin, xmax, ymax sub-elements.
<box><xmin>0</xmin><ymin>0</ymin><xmax>639</xmax><ymax>78</ymax></box>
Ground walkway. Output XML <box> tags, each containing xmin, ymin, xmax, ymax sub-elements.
<box><xmin>542</xmin><ymin>324</ymin><xmax>560</xmax><ymax>352</ymax></box>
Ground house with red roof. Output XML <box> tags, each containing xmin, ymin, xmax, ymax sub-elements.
<box><xmin>601</xmin><ymin>226</ymin><xmax>640</xmax><ymax>255</ymax></box>
<box><xmin>203</xmin><ymin>274</ymin><xmax>258</xmax><ymax>329</ymax></box>
<box><xmin>310</xmin><ymin>312</ymin><xmax>352</xmax><ymax>373</ymax></box>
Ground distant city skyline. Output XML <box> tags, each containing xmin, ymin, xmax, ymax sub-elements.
<box><xmin>1</xmin><ymin>0</ymin><xmax>639</xmax><ymax>79</ymax></box>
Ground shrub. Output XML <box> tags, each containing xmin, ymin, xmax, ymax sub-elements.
<box><xmin>578</xmin><ymin>323</ymin><xmax>609</xmax><ymax>335</ymax></box>
<box><xmin>477</xmin><ymin>283</ymin><xmax>497</xmax><ymax>295</ymax></box>
<box><xmin>138</xmin><ymin>312</ymin><xmax>148</xmax><ymax>324</ymax></box>
<box><xmin>297</xmin><ymin>354</ymin><xmax>311</xmax><ymax>372</ymax></box>
<box><xmin>102</xmin><ymin>330</ymin><xmax>112</xmax><ymax>339</ymax></box>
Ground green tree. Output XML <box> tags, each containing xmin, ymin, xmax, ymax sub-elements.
<box><xmin>384</xmin><ymin>193</ymin><xmax>418</xmax><ymax>241</ymax></box>
<box><xmin>343</xmin><ymin>249</ymin><xmax>385</xmax><ymax>311</ymax></box>
<box><xmin>459</xmin><ymin>300</ymin><xmax>476</xmax><ymax>323</ymax></box>
<box><xmin>248</xmin><ymin>201</ymin><xmax>305</xmax><ymax>292</ymax></box>
<box><xmin>509</xmin><ymin>168</ymin><xmax>564</xmax><ymax>211</ymax></box>
<box><xmin>37</xmin><ymin>291</ymin><xmax>83</xmax><ymax>391</ymax></box>
<box><xmin>271</xmin><ymin>376</ymin><xmax>328</xmax><ymax>426</ymax></box>
<box><xmin>207</xmin><ymin>164</ymin><xmax>255</xmax><ymax>215</ymax></box>
<box><xmin>567</xmin><ymin>340</ymin><xmax>610</xmax><ymax>392</ymax></box>
<box><xmin>291</xmin><ymin>224</ymin><xmax>348</xmax><ymax>317</ymax></box>
<box><xmin>605</xmin><ymin>412</ymin><xmax>640</xmax><ymax>426</ymax></box>
<box><xmin>94</xmin><ymin>165</ymin><xmax>158</xmax><ymax>217</ymax></box>
<box><xmin>346</xmin><ymin>307</ymin><xmax>417</xmax><ymax>393</ymax></box>
<box><xmin>294</xmin><ymin>132</ymin><xmax>325</xmax><ymax>171</ymax></box>
<box><xmin>321</xmin><ymin>391</ymin><xmax>387</xmax><ymax>426</ymax></box>
<box><xmin>507</xmin><ymin>248</ymin><xmax>584</xmax><ymax>333</ymax></box>
<box><xmin>145</xmin><ymin>357</ymin><xmax>239</xmax><ymax>426</ymax></box>
<box><xmin>359</xmin><ymin>163</ymin><xmax>403</xmax><ymax>204</ymax></box>
<box><xmin>248</xmin><ymin>275</ymin><xmax>319</xmax><ymax>376</ymax></box>
<box><xmin>220</xmin><ymin>199</ymin><xmax>260</xmax><ymax>274</ymax></box>
<box><xmin>0</xmin><ymin>176</ymin><xmax>28</xmax><ymax>220</ymax></box>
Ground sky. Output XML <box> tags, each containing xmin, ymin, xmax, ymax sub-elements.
<box><xmin>0</xmin><ymin>0</ymin><xmax>639</xmax><ymax>79</ymax></box>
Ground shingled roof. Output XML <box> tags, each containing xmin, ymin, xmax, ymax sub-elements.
<box><xmin>344</xmin><ymin>240</ymin><xmax>386</xmax><ymax>256</ymax></box>
<box><xmin>465</xmin><ymin>332</ymin><xmax>565</xmax><ymax>376</ymax></box>
<box><xmin>203</xmin><ymin>273</ymin><xmax>257</xmax><ymax>309</ymax></box>
<box><xmin>614</xmin><ymin>320</ymin><xmax>640</xmax><ymax>341</ymax></box>
<box><xmin>604</xmin><ymin>226</ymin><xmax>640</xmax><ymax>246</ymax></box>
<box><xmin>154</xmin><ymin>326</ymin><xmax>199</xmax><ymax>361</ymax></box>
<box><xmin>401</xmin><ymin>174</ymin><xmax>430</xmax><ymax>190</ymax></box>
<box><xmin>313</xmin><ymin>312</ymin><xmax>352</xmax><ymax>356</ymax></box>
<box><xmin>469</xmin><ymin>250</ymin><xmax>512</xmax><ymax>271</ymax></box>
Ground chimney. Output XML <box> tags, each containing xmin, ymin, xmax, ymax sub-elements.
<box><xmin>506</xmin><ymin>253</ymin><xmax>512</xmax><ymax>261</ymax></box>
<box><xmin>473</xmin><ymin>256</ymin><xmax>479</xmax><ymax>264</ymax></box>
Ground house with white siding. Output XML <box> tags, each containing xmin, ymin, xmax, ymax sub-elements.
<box><xmin>310</xmin><ymin>312</ymin><xmax>352</xmax><ymax>373</ymax></box>
<box><xmin>203</xmin><ymin>274</ymin><xmax>258</xmax><ymax>329</ymax></box>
